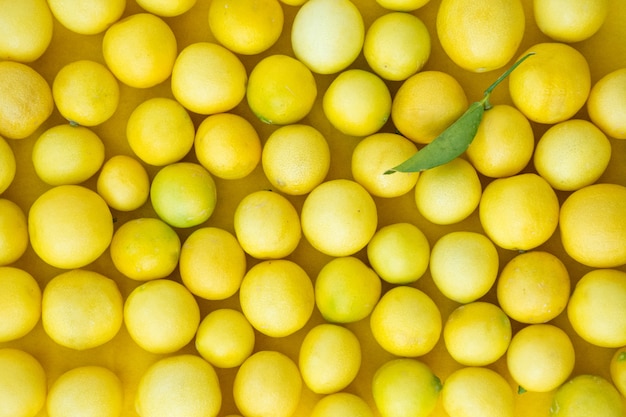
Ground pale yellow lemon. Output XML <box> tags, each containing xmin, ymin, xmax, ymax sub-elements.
<box><xmin>375</xmin><ymin>0</ymin><xmax>430</xmax><ymax>11</ymax></box>
<box><xmin>195</xmin><ymin>308</ymin><xmax>255</xmax><ymax>368</ymax></box>
<box><xmin>42</xmin><ymin>269</ymin><xmax>123</xmax><ymax>350</ymax></box>
<box><xmin>550</xmin><ymin>374</ymin><xmax>623</xmax><ymax>417</ymax></box>
<box><xmin>0</xmin><ymin>199</ymin><xmax>28</xmax><ymax>266</ymax></box>
<box><xmin>0</xmin><ymin>267</ymin><xmax>41</xmax><ymax>343</ymax></box>
<box><xmin>0</xmin><ymin>136</ymin><xmax>16</xmax><ymax>194</ymax></box>
<box><xmin>311</xmin><ymin>392</ymin><xmax>374</xmax><ymax>417</ymax></box>
<box><xmin>136</xmin><ymin>0</ymin><xmax>196</xmax><ymax>16</ymax></box>
<box><xmin>0</xmin><ymin>348</ymin><xmax>46</xmax><ymax>417</ymax></box>
<box><xmin>47</xmin><ymin>0</ymin><xmax>125</xmax><ymax>34</ymax></box>
<box><xmin>588</xmin><ymin>67</ymin><xmax>626</xmax><ymax>139</ymax></box>
<box><xmin>534</xmin><ymin>0</ymin><xmax>609</xmax><ymax>43</ymax></box>
<box><xmin>610</xmin><ymin>346</ymin><xmax>626</xmax><ymax>397</ymax></box>
<box><xmin>0</xmin><ymin>0</ymin><xmax>53</xmax><ymax>62</ymax></box>
<box><xmin>97</xmin><ymin>155</ymin><xmax>150</xmax><ymax>212</ymax></box>
<box><xmin>442</xmin><ymin>367</ymin><xmax>514</xmax><ymax>417</ymax></box>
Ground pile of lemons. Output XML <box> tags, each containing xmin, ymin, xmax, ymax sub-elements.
<box><xmin>1</xmin><ymin>0</ymin><xmax>626</xmax><ymax>416</ymax></box>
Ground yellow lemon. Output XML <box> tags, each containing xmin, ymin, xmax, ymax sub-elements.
<box><xmin>442</xmin><ymin>367</ymin><xmax>514</xmax><ymax>417</ymax></box>
<box><xmin>301</xmin><ymin>179</ymin><xmax>377</xmax><ymax>257</ymax></box>
<box><xmin>496</xmin><ymin>251</ymin><xmax>570</xmax><ymax>324</ymax></box>
<box><xmin>0</xmin><ymin>0</ymin><xmax>53</xmax><ymax>62</ymax></box>
<box><xmin>239</xmin><ymin>260</ymin><xmax>314</xmax><ymax>337</ymax></box>
<box><xmin>103</xmin><ymin>13</ymin><xmax>177</xmax><ymax>88</ymax></box>
<box><xmin>233</xmin><ymin>350</ymin><xmax>302</xmax><ymax>417</ymax></box>
<box><xmin>126</xmin><ymin>97</ymin><xmax>195</xmax><ymax>166</ymax></box>
<box><xmin>437</xmin><ymin>0</ymin><xmax>525</xmax><ymax>72</ymax></box>
<box><xmin>299</xmin><ymin>323</ymin><xmax>362</xmax><ymax>394</ymax></box>
<box><xmin>208</xmin><ymin>0</ymin><xmax>283</xmax><ymax>55</ymax></box>
<box><xmin>46</xmin><ymin>366</ymin><xmax>123</xmax><ymax>417</ymax></box>
<box><xmin>610</xmin><ymin>346</ymin><xmax>626</xmax><ymax>397</ymax></box>
<box><xmin>479</xmin><ymin>173</ymin><xmax>559</xmax><ymax>251</ymax></box>
<box><xmin>0</xmin><ymin>136</ymin><xmax>16</xmax><ymax>194</ymax></box>
<box><xmin>375</xmin><ymin>0</ymin><xmax>431</xmax><ymax>11</ymax></box>
<box><xmin>180</xmin><ymin>227</ymin><xmax>246</xmax><ymax>300</ymax></box>
<box><xmin>370</xmin><ymin>286</ymin><xmax>441</xmax><ymax>357</ymax></box>
<box><xmin>508</xmin><ymin>42</ymin><xmax>591</xmax><ymax>124</ymax></box>
<box><xmin>506</xmin><ymin>324</ymin><xmax>575</xmax><ymax>393</ymax></box>
<box><xmin>0</xmin><ymin>199</ymin><xmax>28</xmax><ymax>266</ymax></box>
<box><xmin>136</xmin><ymin>354</ymin><xmax>221</xmax><ymax>417</ymax></box>
<box><xmin>322</xmin><ymin>69</ymin><xmax>392</xmax><ymax>137</ymax></box>
<box><xmin>261</xmin><ymin>124</ymin><xmax>330</xmax><ymax>195</ymax></box>
<box><xmin>311</xmin><ymin>392</ymin><xmax>374</xmax><ymax>417</ymax></box>
<box><xmin>567</xmin><ymin>269</ymin><xmax>626</xmax><ymax>348</ymax></box>
<box><xmin>391</xmin><ymin>71</ymin><xmax>468</xmax><ymax>144</ymax></box>
<box><xmin>195</xmin><ymin>113</ymin><xmax>262</xmax><ymax>180</ymax></box>
<box><xmin>587</xmin><ymin>67</ymin><xmax>626</xmax><ymax>139</ymax></box>
<box><xmin>372</xmin><ymin>358</ymin><xmax>441</xmax><ymax>417</ymax></box>
<box><xmin>550</xmin><ymin>374</ymin><xmax>623</xmax><ymax>417</ymax></box>
<box><xmin>0</xmin><ymin>267</ymin><xmax>41</xmax><ymax>343</ymax></box>
<box><xmin>363</xmin><ymin>12</ymin><xmax>430</xmax><ymax>81</ymax></box>
<box><xmin>466</xmin><ymin>104</ymin><xmax>534</xmax><ymax>178</ymax></box>
<box><xmin>534</xmin><ymin>0</ymin><xmax>609</xmax><ymax>43</ymax></box>
<box><xmin>559</xmin><ymin>183</ymin><xmax>626</xmax><ymax>268</ymax></box>
<box><xmin>246</xmin><ymin>54</ymin><xmax>317</xmax><ymax>125</ymax></box>
<box><xmin>47</xmin><ymin>0</ymin><xmax>125</xmax><ymax>34</ymax></box>
<box><xmin>32</xmin><ymin>124</ymin><xmax>105</xmax><ymax>185</ymax></box>
<box><xmin>314</xmin><ymin>256</ymin><xmax>382</xmax><ymax>323</ymax></box>
<box><xmin>171</xmin><ymin>42</ymin><xmax>247</xmax><ymax>115</ymax></box>
<box><xmin>291</xmin><ymin>0</ymin><xmax>364</xmax><ymax>74</ymax></box>
<box><xmin>42</xmin><ymin>269</ymin><xmax>123</xmax><ymax>350</ymax></box>
<box><xmin>0</xmin><ymin>61</ymin><xmax>53</xmax><ymax>140</ymax></box>
<box><xmin>414</xmin><ymin>157</ymin><xmax>482</xmax><ymax>225</ymax></box>
<box><xmin>429</xmin><ymin>231</ymin><xmax>499</xmax><ymax>303</ymax></box>
<box><xmin>0</xmin><ymin>348</ymin><xmax>46</xmax><ymax>417</ymax></box>
<box><xmin>136</xmin><ymin>0</ymin><xmax>197</xmax><ymax>17</ymax></box>
<box><xmin>96</xmin><ymin>155</ymin><xmax>150</xmax><ymax>212</ymax></box>
<box><xmin>124</xmin><ymin>279</ymin><xmax>200</xmax><ymax>354</ymax></box>
<box><xmin>195</xmin><ymin>308</ymin><xmax>255</xmax><ymax>368</ymax></box>
<box><xmin>28</xmin><ymin>185</ymin><xmax>113</xmax><ymax>269</ymax></box>
<box><xmin>367</xmin><ymin>222</ymin><xmax>430</xmax><ymax>285</ymax></box>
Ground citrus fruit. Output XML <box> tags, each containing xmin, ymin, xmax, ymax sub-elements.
<box><xmin>32</xmin><ymin>124</ymin><xmax>105</xmax><ymax>185</ymax></box>
<box><xmin>0</xmin><ymin>267</ymin><xmax>41</xmax><ymax>343</ymax></box>
<box><xmin>291</xmin><ymin>0</ymin><xmax>364</xmax><ymax>74</ymax></box>
<box><xmin>0</xmin><ymin>198</ymin><xmax>28</xmax><ymax>266</ymax></box>
<box><xmin>239</xmin><ymin>260</ymin><xmax>314</xmax><ymax>337</ymax></box>
<box><xmin>136</xmin><ymin>0</ymin><xmax>197</xmax><ymax>16</ymax></box>
<box><xmin>42</xmin><ymin>269</ymin><xmax>123</xmax><ymax>350</ymax></box>
<box><xmin>0</xmin><ymin>136</ymin><xmax>16</xmax><ymax>194</ymax></box>
<box><xmin>246</xmin><ymin>54</ymin><xmax>317</xmax><ymax>125</ymax></box>
<box><xmin>610</xmin><ymin>346</ymin><xmax>626</xmax><ymax>397</ymax></box>
<box><xmin>96</xmin><ymin>155</ymin><xmax>150</xmax><ymax>212</ymax></box>
<box><xmin>0</xmin><ymin>0</ymin><xmax>53</xmax><ymax>62</ymax></box>
<box><xmin>534</xmin><ymin>0</ymin><xmax>609</xmax><ymax>42</ymax></box>
<box><xmin>550</xmin><ymin>374</ymin><xmax>623</xmax><ymax>417</ymax></box>
<box><xmin>375</xmin><ymin>0</ymin><xmax>431</xmax><ymax>11</ymax></box>
<box><xmin>301</xmin><ymin>179</ymin><xmax>377</xmax><ymax>257</ymax></box>
<box><xmin>0</xmin><ymin>348</ymin><xmax>46</xmax><ymax>417</ymax></box>
<box><xmin>179</xmin><ymin>227</ymin><xmax>246</xmax><ymax>300</ymax></box>
<box><xmin>442</xmin><ymin>367</ymin><xmax>514</xmax><ymax>417</ymax></box>
<box><xmin>0</xmin><ymin>61</ymin><xmax>53</xmax><ymax>140</ymax></box>
<box><xmin>47</xmin><ymin>0</ymin><xmax>125</xmax><ymax>34</ymax></box>
<box><xmin>559</xmin><ymin>183</ymin><xmax>626</xmax><ymax>268</ymax></box>
<box><xmin>195</xmin><ymin>308</ymin><xmax>255</xmax><ymax>368</ymax></box>
<box><xmin>429</xmin><ymin>231</ymin><xmax>499</xmax><ymax>303</ymax></box>
<box><xmin>124</xmin><ymin>279</ymin><xmax>200</xmax><ymax>354</ymax></box>
<box><xmin>310</xmin><ymin>392</ymin><xmax>374</xmax><ymax>417</ymax></box>
<box><xmin>28</xmin><ymin>185</ymin><xmax>113</xmax><ymax>269</ymax></box>
<box><xmin>587</xmin><ymin>67</ymin><xmax>626</xmax><ymax>139</ymax></box>
<box><xmin>508</xmin><ymin>42</ymin><xmax>591</xmax><ymax>124</ymax></box>
<box><xmin>208</xmin><ymin>0</ymin><xmax>283</xmax><ymax>55</ymax></box>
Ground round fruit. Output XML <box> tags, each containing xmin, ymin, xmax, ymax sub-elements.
<box><xmin>195</xmin><ymin>309</ymin><xmax>255</xmax><ymax>369</ymax></box>
<box><xmin>534</xmin><ymin>0</ymin><xmax>609</xmax><ymax>42</ymax></box>
<box><xmin>0</xmin><ymin>267</ymin><xmax>41</xmax><ymax>343</ymax></box>
<box><xmin>96</xmin><ymin>155</ymin><xmax>150</xmax><ymax>212</ymax></box>
<box><xmin>610</xmin><ymin>346</ymin><xmax>626</xmax><ymax>397</ymax></box>
<box><xmin>310</xmin><ymin>392</ymin><xmax>373</xmax><ymax>417</ymax></box>
<box><xmin>47</xmin><ymin>0</ymin><xmax>125</xmax><ymax>34</ymax></box>
<box><xmin>136</xmin><ymin>0</ymin><xmax>197</xmax><ymax>16</ymax></box>
<box><xmin>0</xmin><ymin>0</ymin><xmax>53</xmax><ymax>62</ymax></box>
<box><xmin>0</xmin><ymin>199</ymin><xmax>28</xmax><ymax>266</ymax></box>
<box><xmin>0</xmin><ymin>348</ymin><xmax>46</xmax><ymax>417</ymax></box>
<box><xmin>442</xmin><ymin>367</ymin><xmax>514</xmax><ymax>417</ymax></box>
<box><xmin>588</xmin><ymin>67</ymin><xmax>626</xmax><ymax>139</ymax></box>
<box><xmin>0</xmin><ymin>136</ymin><xmax>16</xmax><ymax>194</ymax></box>
<box><xmin>550</xmin><ymin>374</ymin><xmax>623</xmax><ymax>417</ymax></box>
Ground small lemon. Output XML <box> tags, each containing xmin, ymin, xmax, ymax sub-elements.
<box><xmin>550</xmin><ymin>374</ymin><xmax>623</xmax><ymax>417</ymax></box>
<box><xmin>442</xmin><ymin>367</ymin><xmax>514</xmax><ymax>417</ymax></box>
<box><xmin>0</xmin><ymin>0</ymin><xmax>53</xmax><ymax>62</ymax></box>
<box><xmin>47</xmin><ymin>0</ymin><xmax>125</xmax><ymax>34</ymax></box>
<box><xmin>311</xmin><ymin>392</ymin><xmax>374</xmax><ymax>417</ymax></box>
<box><xmin>534</xmin><ymin>0</ymin><xmax>609</xmax><ymax>43</ymax></box>
<box><xmin>0</xmin><ymin>267</ymin><xmax>41</xmax><ymax>343</ymax></box>
<box><xmin>136</xmin><ymin>0</ymin><xmax>196</xmax><ymax>16</ymax></box>
<box><xmin>195</xmin><ymin>308</ymin><xmax>255</xmax><ymax>368</ymax></box>
<box><xmin>0</xmin><ymin>199</ymin><xmax>28</xmax><ymax>266</ymax></box>
<box><xmin>610</xmin><ymin>346</ymin><xmax>626</xmax><ymax>397</ymax></box>
<box><xmin>0</xmin><ymin>136</ymin><xmax>16</xmax><ymax>194</ymax></box>
<box><xmin>375</xmin><ymin>0</ymin><xmax>430</xmax><ymax>11</ymax></box>
<box><xmin>0</xmin><ymin>348</ymin><xmax>46</xmax><ymax>417</ymax></box>
<box><xmin>587</xmin><ymin>67</ymin><xmax>626</xmax><ymax>139</ymax></box>
<box><xmin>96</xmin><ymin>155</ymin><xmax>150</xmax><ymax>212</ymax></box>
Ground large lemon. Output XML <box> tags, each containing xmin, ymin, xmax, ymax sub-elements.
<box><xmin>0</xmin><ymin>348</ymin><xmax>46</xmax><ymax>417</ymax></box>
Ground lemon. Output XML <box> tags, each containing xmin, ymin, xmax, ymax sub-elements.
<box><xmin>124</xmin><ymin>279</ymin><xmax>200</xmax><ymax>354</ymax></box>
<box><xmin>47</xmin><ymin>0</ymin><xmax>125</xmax><ymax>34</ymax></box>
<box><xmin>587</xmin><ymin>67</ymin><xmax>626</xmax><ymax>139</ymax></box>
<box><xmin>299</xmin><ymin>323</ymin><xmax>362</xmax><ymax>394</ymax></box>
<box><xmin>436</xmin><ymin>0</ymin><xmax>525</xmax><ymax>72</ymax></box>
<box><xmin>47</xmin><ymin>366</ymin><xmax>123</xmax><ymax>417</ymax></box>
<box><xmin>367</xmin><ymin>222</ymin><xmax>430</xmax><ymax>285</ymax></box>
<box><xmin>171</xmin><ymin>42</ymin><xmax>247</xmax><ymax>115</ymax></box>
<box><xmin>610</xmin><ymin>347</ymin><xmax>626</xmax><ymax>397</ymax></box>
<box><xmin>136</xmin><ymin>0</ymin><xmax>197</xmax><ymax>17</ymax></box>
<box><xmin>291</xmin><ymin>0</ymin><xmax>364</xmax><ymax>74</ymax></box>
<box><xmin>301</xmin><ymin>179</ymin><xmax>377</xmax><ymax>257</ymax></box>
<box><xmin>195</xmin><ymin>113</ymin><xmax>262</xmax><ymax>180</ymax></box>
<box><xmin>246</xmin><ymin>54</ymin><xmax>317</xmax><ymax>125</ymax></box>
<box><xmin>0</xmin><ymin>61</ymin><xmax>53</xmax><ymax>140</ymax></box>
<box><xmin>0</xmin><ymin>199</ymin><xmax>28</xmax><ymax>266</ymax></box>
<box><xmin>391</xmin><ymin>70</ymin><xmax>468</xmax><ymax>144</ymax></box>
<box><xmin>136</xmin><ymin>354</ymin><xmax>221</xmax><ymax>417</ymax></box>
<box><xmin>352</xmin><ymin>133</ymin><xmax>419</xmax><ymax>198</ymax></box>
<box><xmin>534</xmin><ymin>0</ymin><xmax>609</xmax><ymax>43</ymax></box>
<box><xmin>559</xmin><ymin>183</ymin><xmax>626</xmax><ymax>268</ymax></box>
<box><xmin>239</xmin><ymin>260</ymin><xmax>314</xmax><ymax>337</ymax></box>
<box><xmin>506</xmin><ymin>324</ymin><xmax>575</xmax><ymax>393</ymax></box>
<box><xmin>180</xmin><ymin>227</ymin><xmax>246</xmax><ymax>300</ymax></box>
<box><xmin>233</xmin><ymin>350</ymin><xmax>302</xmax><ymax>417</ymax></box>
<box><xmin>442</xmin><ymin>367</ymin><xmax>514</xmax><ymax>417</ymax></box>
<box><xmin>261</xmin><ymin>124</ymin><xmax>330</xmax><ymax>195</ymax></box>
<box><xmin>314</xmin><ymin>256</ymin><xmax>382</xmax><ymax>323</ymax></box>
<box><xmin>42</xmin><ymin>269</ymin><xmax>123</xmax><ymax>350</ymax></box>
<box><xmin>567</xmin><ymin>269</ymin><xmax>626</xmax><ymax>348</ymax></box>
<box><xmin>109</xmin><ymin>217</ymin><xmax>181</xmax><ymax>281</ymax></box>
<box><xmin>429</xmin><ymin>231</ymin><xmax>499</xmax><ymax>303</ymax></box>
<box><xmin>479</xmin><ymin>173</ymin><xmax>559</xmax><ymax>251</ymax></box>
<box><xmin>466</xmin><ymin>104</ymin><xmax>534</xmax><ymax>178</ymax></box>
<box><xmin>363</xmin><ymin>12</ymin><xmax>430</xmax><ymax>81</ymax></box>
<box><xmin>0</xmin><ymin>136</ymin><xmax>16</xmax><ymax>194</ymax></box>
<box><xmin>414</xmin><ymin>157</ymin><xmax>482</xmax><ymax>225</ymax></box>
<box><xmin>311</xmin><ymin>392</ymin><xmax>374</xmax><ymax>417</ymax></box>
<box><xmin>32</xmin><ymin>124</ymin><xmax>105</xmax><ymax>185</ymax></box>
<box><xmin>550</xmin><ymin>374</ymin><xmax>623</xmax><ymax>417</ymax></box>
<box><xmin>96</xmin><ymin>155</ymin><xmax>150</xmax><ymax>212</ymax></box>
<box><xmin>150</xmin><ymin>162</ymin><xmax>217</xmax><ymax>229</ymax></box>
<box><xmin>0</xmin><ymin>348</ymin><xmax>46</xmax><ymax>417</ymax></box>
<box><xmin>208</xmin><ymin>0</ymin><xmax>284</xmax><ymax>55</ymax></box>
<box><xmin>323</xmin><ymin>69</ymin><xmax>392</xmax><ymax>137</ymax></box>
<box><xmin>0</xmin><ymin>267</ymin><xmax>41</xmax><ymax>343</ymax></box>
<box><xmin>370</xmin><ymin>286</ymin><xmax>441</xmax><ymax>357</ymax></box>
<box><xmin>372</xmin><ymin>358</ymin><xmax>441</xmax><ymax>417</ymax></box>
<box><xmin>508</xmin><ymin>42</ymin><xmax>591</xmax><ymax>124</ymax></box>
<box><xmin>195</xmin><ymin>308</ymin><xmax>255</xmax><ymax>368</ymax></box>
<box><xmin>496</xmin><ymin>251</ymin><xmax>570</xmax><ymax>324</ymax></box>
<box><xmin>234</xmin><ymin>190</ymin><xmax>301</xmax><ymax>259</ymax></box>
<box><xmin>0</xmin><ymin>0</ymin><xmax>53</xmax><ymax>62</ymax></box>
<box><xmin>28</xmin><ymin>185</ymin><xmax>113</xmax><ymax>269</ymax></box>
<box><xmin>375</xmin><ymin>0</ymin><xmax>431</xmax><ymax>11</ymax></box>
